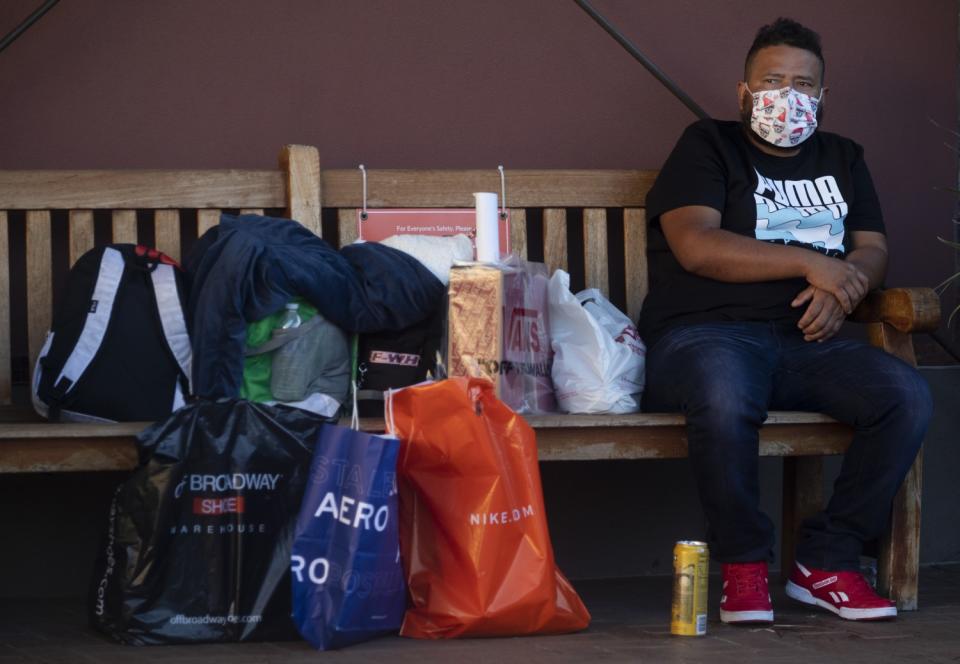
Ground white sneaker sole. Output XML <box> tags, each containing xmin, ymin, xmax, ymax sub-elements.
<box><xmin>720</xmin><ymin>608</ymin><xmax>774</xmax><ymax>624</ymax></box>
<box><xmin>785</xmin><ymin>580</ymin><xmax>898</xmax><ymax>620</ymax></box>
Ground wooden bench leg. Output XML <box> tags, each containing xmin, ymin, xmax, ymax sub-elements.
<box><xmin>863</xmin><ymin>322</ymin><xmax>923</xmax><ymax>611</ymax></box>
<box><xmin>781</xmin><ymin>456</ymin><xmax>823</xmax><ymax>582</ymax></box>
<box><xmin>878</xmin><ymin>449</ymin><xmax>923</xmax><ymax>611</ymax></box>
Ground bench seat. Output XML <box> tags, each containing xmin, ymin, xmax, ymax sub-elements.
<box><xmin>0</xmin><ymin>410</ymin><xmax>850</xmax><ymax>474</ymax></box>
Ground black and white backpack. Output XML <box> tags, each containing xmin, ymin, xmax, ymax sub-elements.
<box><xmin>32</xmin><ymin>244</ymin><xmax>192</xmax><ymax>422</ymax></box>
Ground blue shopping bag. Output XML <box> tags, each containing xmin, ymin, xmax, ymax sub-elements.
<box><xmin>291</xmin><ymin>422</ymin><xmax>407</xmax><ymax>650</ymax></box>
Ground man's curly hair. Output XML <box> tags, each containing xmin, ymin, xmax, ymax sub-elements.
<box><xmin>745</xmin><ymin>17</ymin><xmax>825</xmax><ymax>80</ymax></box>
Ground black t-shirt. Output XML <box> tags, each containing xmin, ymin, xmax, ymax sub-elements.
<box><xmin>637</xmin><ymin>119</ymin><xmax>884</xmax><ymax>346</ymax></box>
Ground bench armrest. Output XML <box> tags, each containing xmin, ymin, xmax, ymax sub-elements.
<box><xmin>849</xmin><ymin>287</ymin><xmax>941</xmax><ymax>333</ymax></box>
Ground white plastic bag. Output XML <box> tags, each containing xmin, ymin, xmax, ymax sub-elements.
<box><xmin>547</xmin><ymin>270</ymin><xmax>645</xmax><ymax>413</ymax></box>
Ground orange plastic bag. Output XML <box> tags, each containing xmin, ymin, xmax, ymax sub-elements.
<box><xmin>386</xmin><ymin>377</ymin><xmax>591</xmax><ymax>638</ymax></box>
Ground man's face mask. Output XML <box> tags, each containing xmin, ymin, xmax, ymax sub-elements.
<box><xmin>744</xmin><ymin>85</ymin><xmax>822</xmax><ymax>148</ymax></box>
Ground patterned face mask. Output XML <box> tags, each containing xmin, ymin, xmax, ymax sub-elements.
<box><xmin>745</xmin><ymin>85</ymin><xmax>821</xmax><ymax>147</ymax></box>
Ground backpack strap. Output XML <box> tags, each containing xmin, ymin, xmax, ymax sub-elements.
<box><xmin>149</xmin><ymin>262</ymin><xmax>193</xmax><ymax>393</ymax></box>
<box><xmin>51</xmin><ymin>247</ymin><xmax>126</xmax><ymax>404</ymax></box>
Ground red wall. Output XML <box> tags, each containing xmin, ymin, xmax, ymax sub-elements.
<box><xmin>1</xmin><ymin>0</ymin><xmax>956</xmax><ymax>288</ymax></box>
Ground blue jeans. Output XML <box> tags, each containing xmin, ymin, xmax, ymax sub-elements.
<box><xmin>641</xmin><ymin>321</ymin><xmax>932</xmax><ymax>571</ymax></box>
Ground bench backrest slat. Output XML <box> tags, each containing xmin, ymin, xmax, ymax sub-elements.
<box><xmin>509</xmin><ymin>209</ymin><xmax>529</xmax><ymax>261</ymax></box>
<box><xmin>0</xmin><ymin>171</ymin><xmax>287</xmax><ymax>210</ymax></box>
<box><xmin>26</xmin><ymin>212</ymin><xmax>54</xmax><ymax>382</ymax></box>
<box><xmin>69</xmin><ymin>210</ymin><xmax>96</xmax><ymax>265</ymax></box>
<box><xmin>197</xmin><ymin>209</ymin><xmax>222</xmax><ymax>239</ymax></box>
<box><xmin>281</xmin><ymin>145</ymin><xmax>322</xmax><ymax>237</ymax></box>
<box><xmin>624</xmin><ymin>208</ymin><xmax>649</xmax><ymax>323</ymax></box>
<box><xmin>318</xmin><ymin>169</ymin><xmax>654</xmax><ymax>208</ymax></box>
<box><xmin>584</xmin><ymin>208</ymin><xmax>609</xmax><ymax>295</ymax></box>
<box><xmin>154</xmin><ymin>210</ymin><xmax>181</xmax><ymax>262</ymax></box>
<box><xmin>544</xmin><ymin>208</ymin><xmax>569</xmax><ymax>274</ymax></box>
<box><xmin>338</xmin><ymin>209</ymin><xmax>359</xmax><ymax>246</ymax></box>
<box><xmin>112</xmin><ymin>210</ymin><xmax>138</xmax><ymax>244</ymax></box>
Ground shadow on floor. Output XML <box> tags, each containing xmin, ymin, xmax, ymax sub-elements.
<box><xmin>2</xmin><ymin>564</ymin><xmax>959</xmax><ymax>663</ymax></box>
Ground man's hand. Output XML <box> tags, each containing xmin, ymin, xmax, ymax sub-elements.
<box><xmin>792</xmin><ymin>286</ymin><xmax>846</xmax><ymax>342</ymax></box>
<box><xmin>802</xmin><ymin>254</ymin><xmax>870</xmax><ymax>314</ymax></box>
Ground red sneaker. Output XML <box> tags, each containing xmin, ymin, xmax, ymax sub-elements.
<box><xmin>720</xmin><ymin>561</ymin><xmax>774</xmax><ymax>624</ymax></box>
<box><xmin>786</xmin><ymin>562</ymin><xmax>897</xmax><ymax>620</ymax></box>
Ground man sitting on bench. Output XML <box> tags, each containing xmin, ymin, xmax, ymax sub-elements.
<box><xmin>637</xmin><ymin>17</ymin><xmax>932</xmax><ymax>623</ymax></box>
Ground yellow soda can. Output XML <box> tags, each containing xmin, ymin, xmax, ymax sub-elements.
<box><xmin>670</xmin><ymin>540</ymin><xmax>709</xmax><ymax>636</ymax></box>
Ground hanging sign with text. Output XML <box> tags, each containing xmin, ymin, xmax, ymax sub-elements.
<box><xmin>357</xmin><ymin>209</ymin><xmax>511</xmax><ymax>258</ymax></box>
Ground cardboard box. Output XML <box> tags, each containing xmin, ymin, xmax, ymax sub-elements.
<box><xmin>447</xmin><ymin>260</ymin><xmax>556</xmax><ymax>413</ymax></box>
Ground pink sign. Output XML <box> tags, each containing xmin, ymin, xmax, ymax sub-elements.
<box><xmin>357</xmin><ymin>209</ymin><xmax>511</xmax><ymax>258</ymax></box>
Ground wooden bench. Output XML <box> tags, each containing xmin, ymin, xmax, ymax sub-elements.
<box><xmin>0</xmin><ymin>147</ymin><xmax>939</xmax><ymax>610</ymax></box>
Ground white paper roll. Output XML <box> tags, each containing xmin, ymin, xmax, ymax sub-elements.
<box><xmin>473</xmin><ymin>192</ymin><xmax>500</xmax><ymax>262</ymax></box>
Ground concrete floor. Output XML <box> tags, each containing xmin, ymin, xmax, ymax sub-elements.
<box><xmin>2</xmin><ymin>564</ymin><xmax>959</xmax><ymax>663</ymax></box>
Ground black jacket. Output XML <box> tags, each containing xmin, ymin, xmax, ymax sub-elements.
<box><xmin>185</xmin><ymin>214</ymin><xmax>444</xmax><ymax>399</ymax></box>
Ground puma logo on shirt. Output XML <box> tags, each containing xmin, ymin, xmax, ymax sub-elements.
<box><xmin>753</xmin><ymin>168</ymin><xmax>849</xmax><ymax>251</ymax></box>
